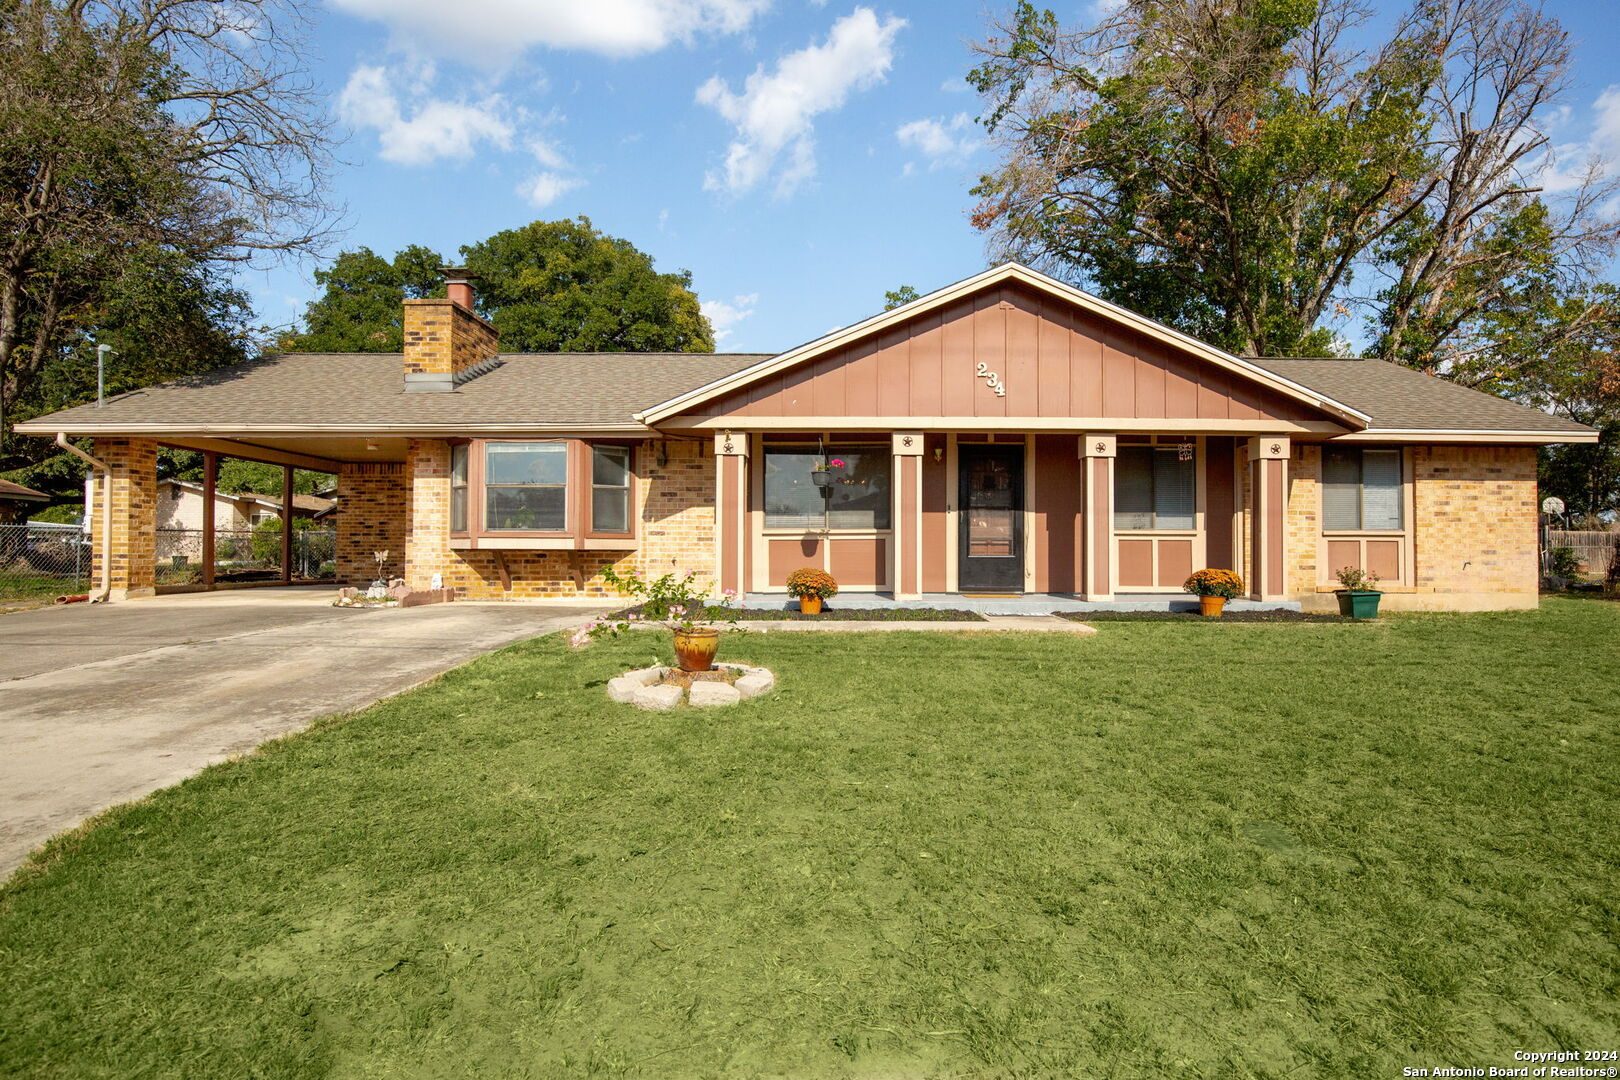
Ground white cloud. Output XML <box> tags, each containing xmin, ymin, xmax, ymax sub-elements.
<box><xmin>702</xmin><ymin>293</ymin><xmax>758</xmax><ymax>345</ymax></box>
<box><xmin>339</xmin><ymin>64</ymin><xmax>514</xmax><ymax>165</ymax></box>
<box><xmin>517</xmin><ymin>171</ymin><xmax>582</xmax><ymax>207</ymax></box>
<box><xmin>1535</xmin><ymin>85</ymin><xmax>1620</xmax><ymax>195</ymax></box>
<box><xmin>896</xmin><ymin>112</ymin><xmax>979</xmax><ymax>168</ymax></box>
<box><xmin>329</xmin><ymin>0</ymin><xmax>769</xmax><ymax>63</ymax></box>
<box><xmin>697</xmin><ymin>8</ymin><xmax>905</xmax><ymax>197</ymax></box>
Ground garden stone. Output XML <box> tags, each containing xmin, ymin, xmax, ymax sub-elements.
<box><xmin>734</xmin><ymin>671</ymin><xmax>774</xmax><ymax>698</ymax></box>
<box><xmin>625</xmin><ymin>666</ymin><xmax>665</xmax><ymax>687</ymax></box>
<box><xmin>607</xmin><ymin>677</ymin><xmax>643</xmax><ymax>703</ymax></box>
<box><xmin>689</xmin><ymin>682</ymin><xmax>742</xmax><ymax>707</ymax></box>
<box><xmin>633</xmin><ymin>684</ymin><xmax>684</xmax><ymax>711</ymax></box>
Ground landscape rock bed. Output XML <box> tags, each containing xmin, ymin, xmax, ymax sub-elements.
<box><xmin>608</xmin><ymin>662</ymin><xmax>776</xmax><ymax>710</ymax></box>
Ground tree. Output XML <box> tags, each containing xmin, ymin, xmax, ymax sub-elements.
<box><xmin>287</xmin><ymin>218</ymin><xmax>714</xmax><ymax>355</ymax></box>
<box><xmin>884</xmin><ymin>285</ymin><xmax>921</xmax><ymax>310</ymax></box>
<box><xmin>969</xmin><ymin>0</ymin><xmax>1620</xmax><ymax>363</ymax></box>
<box><xmin>0</xmin><ymin>0</ymin><xmax>336</xmax><ymax>460</ymax></box>
<box><xmin>278</xmin><ymin>246</ymin><xmax>445</xmax><ymax>352</ymax></box>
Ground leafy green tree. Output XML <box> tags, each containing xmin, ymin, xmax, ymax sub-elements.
<box><xmin>288</xmin><ymin>218</ymin><xmax>714</xmax><ymax>355</ymax></box>
<box><xmin>279</xmin><ymin>246</ymin><xmax>445</xmax><ymax>353</ymax></box>
<box><xmin>0</xmin><ymin>0</ymin><xmax>335</xmax><ymax>462</ymax></box>
<box><xmin>465</xmin><ymin>218</ymin><xmax>712</xmax><ymax>352</ymax></box>
<box><xmin>884</xmin><ymin>286</ymin><xmax>921</xmax><ymax>311</ymax></box>
<box><xmin>970</xmin><ymin>0</ymin><xmax>1619</xmax><ymax>362</ymax></box>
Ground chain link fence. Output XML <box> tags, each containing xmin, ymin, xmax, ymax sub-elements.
<box><xmin>156</xmin><ymin>526</ymin><xmax>336</xmax><ymax>586</ymax></box>
<box><xmin>0</xmin><ymin>522</ymin><xmax>92</xmax><ymax>603</ymax></box>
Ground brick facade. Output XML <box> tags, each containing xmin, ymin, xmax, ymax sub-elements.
<box><xmin>335</xmin><ymin>462</ymin><xmax>407</xmax><ymax>584</ymax></box>
<box><xmin>398</xmin><ymin>437</ymin><xmax>716</xmax><ymax>601</ymax></box>
<box><xmin>90</xmin><ymin>438</ymin><xmax>158</xmax><ymax>598</ymax></box>
<box><xmin>1282</xmin><ymin>443</ymin><xmax>1538</xmax><ymax>611</ymax></box>
<box><xmin>402</xmin><ymin>299</ymin><xmax>498</xmax><ymax>381</ymax></box>
<box><xmin>1411</xmin><ymin>445</ymin><xmax>1538</xmax><ymax>603</ymax></box>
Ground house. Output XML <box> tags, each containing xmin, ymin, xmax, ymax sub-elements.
<box><xmin>155</xmin><ymin>479</ymin><xmax>335</xmax><ymax>533</ymax></box>
<box><xmin>13</xmin><ymin>264</ymin><xmax>1597</xmax><ymax>610</ymax></box>
<box><xmin>0</xmin><ymin>479</ymin><xmax>51</xmax><ymax>525</ymax></box>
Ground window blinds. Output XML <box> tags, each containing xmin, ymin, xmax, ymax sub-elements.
<box><xmin>1323</xmin><ymin>448</ymin><xmax>1402</xmax><ymax>531</ymax></box>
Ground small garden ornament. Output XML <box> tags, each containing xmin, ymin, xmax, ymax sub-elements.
<box><xmin>785</xmin><ymin>567</ymin><xmax>838</xmax><ymax>614</ymax></box>
<box><xmin>1183</xmin><ymin>568</ymin><xmax>1244</xmax><ymax>617</ymax></box>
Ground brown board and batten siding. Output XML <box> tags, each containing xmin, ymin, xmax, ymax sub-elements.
<box><xmin>700</xmin><ymin>284</ymin><xmax>1323</xmax><ymax>424</ymax></box>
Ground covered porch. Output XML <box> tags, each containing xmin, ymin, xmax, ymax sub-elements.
<box><xmin>711</xmin><ymin>429</ymin><xmax>1297</xmax><ymax>605</ymax></box>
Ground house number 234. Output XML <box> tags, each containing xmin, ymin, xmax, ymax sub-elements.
<box><xmin>974</xmin><ymin>362</ymin><xmax>1006</xmax><ymax>397</ymax></box>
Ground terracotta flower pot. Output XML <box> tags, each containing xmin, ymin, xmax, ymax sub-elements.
<box><xmin>1199</xmin><ymin>595</ymin><xmax>1227</xmax><ymax>617</ymax></box>
<box><xmin>799</xmin><ymin>595</ymin><xmax>823</xmax><ymax>615</ymax></box>
<box><xmin>672</xmin><ymin>627</ymin><xmax>720</xmax><ymax>672</ymax></box>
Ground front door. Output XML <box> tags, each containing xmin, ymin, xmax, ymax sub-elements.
<box><xmin>958</xmin><ymin>444</ymin><xmax>1023</xmax><ymax>592</ymax></box>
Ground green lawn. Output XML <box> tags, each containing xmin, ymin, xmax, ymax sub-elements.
<box><xmin>3</xmin><ymin>600</ymin><xmax>1618</xmax><ymax>1078</ymax></box>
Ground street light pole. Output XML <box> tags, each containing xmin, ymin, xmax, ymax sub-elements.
<box><xmin>95</xmin><ymin>344</ymin><xmax>113</xmax><ymax>408</ymax></box>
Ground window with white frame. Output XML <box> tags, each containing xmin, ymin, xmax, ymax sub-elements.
<box><xmin>1114</xmin><ymin>445</ymin><xmax>1196</xmax><ymax>530</ymax></box>
<box><xmin>1322</xmin><ymin>447</ymin><xmax>1403</xmax><ymax>530</ymax></box>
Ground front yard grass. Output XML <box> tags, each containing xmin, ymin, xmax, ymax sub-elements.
<box><xmin>2</xmin><ymin>599</ymin><xmax>1618</xmax><ymax>1078</ymax></box>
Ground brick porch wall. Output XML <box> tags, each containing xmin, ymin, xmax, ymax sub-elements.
<box><xmin>1284</xmin><ymin>443</ymin><xmax>1539</xmax><ymax>611</ymax></box>
<box><xmin>400</xmin><ymin>437</ymin><xmax>717</xmax><ymax>601</ymax></box>
<box><xmin>90</xmin><ymin>437</ymin><xmax>158</xmax><ymax>598</ymax></box>
<box><xmin>1411</xmin><ymin>445</ymin><xmax>1538</xmax><ymax>603</ymax></box>
<box><xmin>335</xmin><ymin>462</ymin><xmax>407</xmax><ymax>584</ymax></box>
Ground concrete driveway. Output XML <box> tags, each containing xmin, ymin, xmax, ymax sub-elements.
<box><xmin>0</xmin><ymin>588</ymin><xmax>603</xmax><ymax>877</ymax></box>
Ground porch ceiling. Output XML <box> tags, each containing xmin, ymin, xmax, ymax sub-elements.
<box><xmin>152</xmin><ymin>435</ymin><xmax>409</xmax><ymax>470</ymax></box>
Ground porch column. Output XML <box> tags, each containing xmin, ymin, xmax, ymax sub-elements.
<box><xmin>279</xmin><ymin>464</ymin><xmax>293</xmax><ymax>584</ymax></box>
<box><xmin>714</xmin><ymin>431</ymin><xmax>749</xmax><ymax>597</ymax></box>
<box><xmin>1248</xmin><ymin>437</ymin><xmax>1290</xmax><ymax>600</ymax></box>
<box><xmin>1081</xmin><ymin>434</ymin><xmax>1116</xmax><ymax>601</ymax></box>
<box><xmin>91</xmin><ymin>437</ymin><xmax>158</xmax><ymax>600</ymax></box>
<box><xmin>891</xmin><ymin>431</ymin><xmax>925</xmax><ymax>600</ymax></box>
<box><xmin>201</xmin><ymin>450</ymin><xmax>217</xmax><ymax>588</ymax></box>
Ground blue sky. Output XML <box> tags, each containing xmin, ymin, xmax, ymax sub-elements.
<box><xmin>247</xmin><ymin>0</ymin><xmax>1620</xmax><ymax>354</ymax></box>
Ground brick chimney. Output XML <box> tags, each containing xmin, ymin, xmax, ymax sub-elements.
<box><xmin>402</xmin><ymin>268</ymin><xmax>499</xmax><ymax>392</ymax></box>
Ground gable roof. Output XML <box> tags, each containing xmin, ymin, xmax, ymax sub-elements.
<box><xmin>14</xmin><ymin>351</ymin><xmax>774</xmax><ymax>437</ymax></box>
<box><xmin>636</xmin><ymin>263</ymin><xmax>1372</xmax><ymax>428</ymax></box>
<box><xmin>159</xmin><ymin>478</ymin><xmax>335</xmax><ymax>515</ymax></box>
<box><xmin>1246</xmin><ymin>358</ymin><xmax>1595</xmax><ymax>438</ymax></box>
<box><xmin>0</xmin><ymin>479</ymin><xmax>50</xmax><ymax>502</ymax></box>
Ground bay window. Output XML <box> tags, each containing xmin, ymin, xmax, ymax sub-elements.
<box><xmin>449</xmin><ymin>439</ymin><xmax>636</xmax><ymax>548</ymax></box>
<box><xmin>1323</xmin><ymin>448</ymin><xmax>1402</xmax><ymax>531</ymax></box>
<box><xmin>1114</xmin><ymin>445</ymin><xmax>1196</xmax><ymax>530</ymax></box>
<box><xmin>763</xmin><ymin>444</ymin><xmax>891</xmax><ymax>530</ymax></box>
<box><xmin>485</xmin><ymin>442</ymin><xmax>568</xmax><ymax>532</ymax></box>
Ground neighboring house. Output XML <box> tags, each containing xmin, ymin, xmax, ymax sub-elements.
<box><xmin>0</xmin><ymin>479</ymin><xmax>51</xmax><ymax>525</ymax></box>
<box><xmin>156</xmin><ymin>479</ymin><xmax>334</xmax><ymax>532</ymax></box>
<box><xmin>14</xmin><ymin>264</ymin><xmax>1598</xmax><ymax>610</ymax></box>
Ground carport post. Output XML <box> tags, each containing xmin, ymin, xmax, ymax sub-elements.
<box><xmin>280</xmin><ymin>465</ymin><xmax>293</xmax><ymax>584</ymax></box>
<box><xmin>201</xmin><ymin>451</ymin><xmax>217</xmax><ymax>589</ymax></box>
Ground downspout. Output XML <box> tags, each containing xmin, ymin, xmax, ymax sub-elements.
<box><xmin>56</xmin><ymin>433</ymin><xmax>112</xmax><ymax>603</ymax></box>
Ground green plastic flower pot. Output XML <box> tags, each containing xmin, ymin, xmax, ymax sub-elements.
<box><xmin>1336</xmin><ymin>590</ymin><xmax>1382</xmax><ymax>619</ymax></box>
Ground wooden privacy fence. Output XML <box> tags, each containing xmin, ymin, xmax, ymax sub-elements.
<box><xmin>1545</xmin><ymin>529</ymin><xmax>1619</xmax><ymax>578</ymax></box>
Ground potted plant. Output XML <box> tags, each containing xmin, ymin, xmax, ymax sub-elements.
<box><xmin>810</xmin><ymin>456</ymin><xmax>846</xmax><ymax>488</ymax></box>
<box><xmin>785</xmin><ymin>567</ymin><xmax>838</xmax><ymax>614</ymax></box>
<box><xmin>1334</xmin><ymin>566</ymin><xmax>1383</xmax><ymax>618</ymax></box>
<box><xmin>1183</xmin><ymin>568</ymin><xmax>1245</xmax><ymax>616</ymax></box>
<box><xmin>598</xmin><ymin>568</ymin><xmax>741</xmax><ymax>671</ymax></box>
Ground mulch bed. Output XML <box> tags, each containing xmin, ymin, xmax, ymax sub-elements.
<box><xmin>1056</xmin><ymin>609</ymin><xmax>1354</xmax><ymax>623</ymax></box>
<box><xmin>610</xmin><ymin>605</ymin><xmax>989</xmax><ymax>623</ymax></box>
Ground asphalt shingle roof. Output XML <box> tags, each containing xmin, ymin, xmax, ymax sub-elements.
<box><xmin>15</xmin><ymin>348</ymin><xmax>1592</xmax><ymax>437</ymax></box>
<box><xmin>19</xmin><ymin>352</ymin><xmax>773</xmax><ymax>431</ymax></box>
<box><xmin>1245</xmin><ymin>356</ymin><xmax>1592</xmax><ymax>434</ymax></box>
